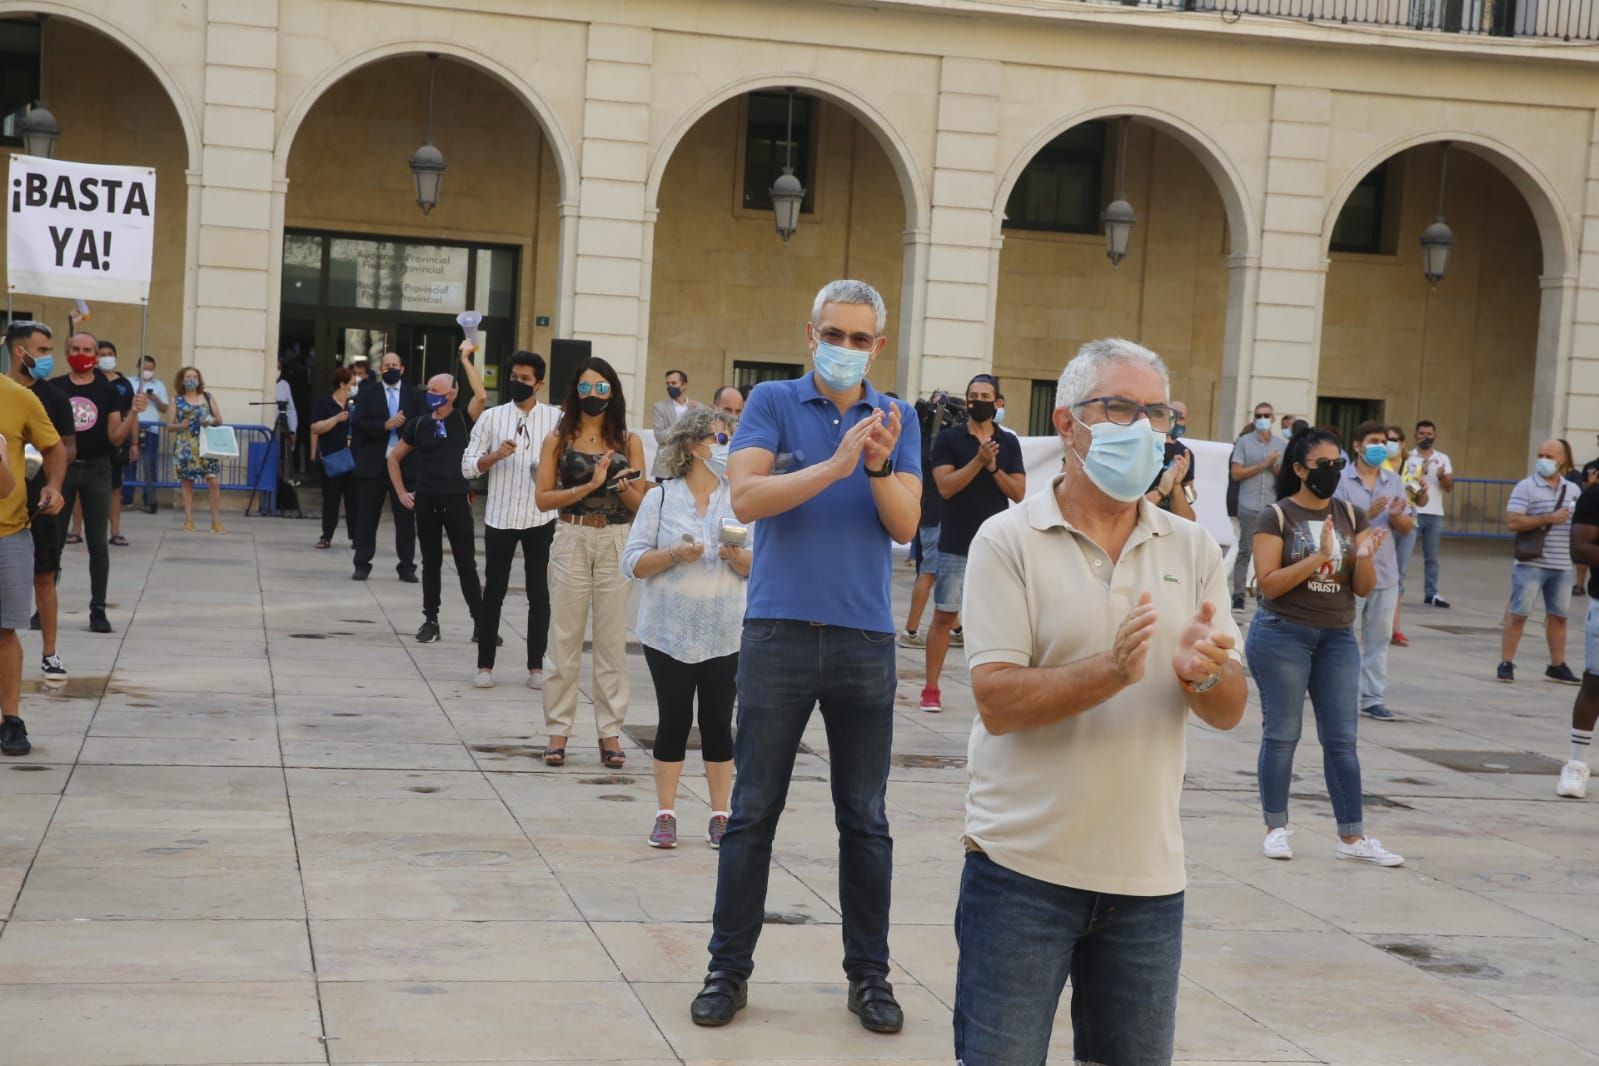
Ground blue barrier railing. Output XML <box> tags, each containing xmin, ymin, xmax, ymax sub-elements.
<box><xmin>1443</xmin><ymin>477</ymin><xmax>1516</xmax><ymax>539</ymax></box>
<box><xmin>121</xmin><ymin>423</ymin><xmax>279</xmax><ymax>515</ymax></box>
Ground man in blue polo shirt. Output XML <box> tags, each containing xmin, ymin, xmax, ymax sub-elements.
<box><xmin>691</xmin><ymin>280</ymin><xmax>922</xmax><ymax>1034</ymax></box>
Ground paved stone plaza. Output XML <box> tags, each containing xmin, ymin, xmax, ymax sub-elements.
<box><xmin>0</xmin><ymin>511</ymin><xmax>1594</xmax><ymax>1065</ymax></box>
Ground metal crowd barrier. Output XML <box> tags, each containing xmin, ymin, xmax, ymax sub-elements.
<box><xmin>1443</xmin><ymin>477</ymin><xmax>1516</xmax><ymax>539</ymax></box>
<box><xmin>121</xmin><ymin>424</ymin><xmax>280</xmax><ymax>515</ymax></box>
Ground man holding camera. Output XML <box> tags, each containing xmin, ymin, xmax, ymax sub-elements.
<box><xmin>922</xmin><ymin>374</ymin><xmax>1025</xmax><ymax>713</ymax></box>
<box><xmin>462</xmin><ymin>350</ymin><xmax>562</xmax><ymax>687</ymax></box>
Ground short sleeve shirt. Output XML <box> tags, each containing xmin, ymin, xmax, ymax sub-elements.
<box><xmin>1574</xmin><ymin>485</ymin><xmax>1599</xmax><ymax>596</ymax></box>
<box><xmin>1334</xmin><ymin>464</ymin><xmax>1410</xmax><ymax>589</ymax></box>
<box><xmin>731</xmin><ymin>372</ymin><xmax>922</xmax><ymax>633</ymax></box>
<box><xmin>402</xmin><ymin>410</ymin><xmax>472</xmax><ymax>495</ymax></box>
<box><xmin>1403</xmin><ymin>448</ymin><xmax>1452</xmax><ymax>517</ymax></box>
<box><xmin>1255</xmin><ymin>498</ymin><xmax>1369</xmax><ymax>628</ymax></box>
<box><xmin>136</xmin><ymin>378</ymin><xmax>169</xmax><ymax>424</ymax></box>
<box><xmin>312</xmin><ymin>394</ymin><xmax>351</xmax><ymax>455</ymax></box>
<box><xmin>961</xmin><ymin>482</ymin><xmax>1241</xmax><ymax>897</ymax></box>
<box><xmin>50</xmin><ymin>373</ymin><xmax>120</xmax><ymax>461</ymax></box>
<box><xmin>0</xmin><ymin>375</ymin><xmax>62</xmax><ymax>538</ymax></box>
<box><xmin>1231</xmin><ymin>432</ymin><xmax>1287</xmax><ymax>513</ymax></box>
<box><xmin>930</xmin><ymin>422</ymin><xmax>1025</xmax><ymax>556</ymax></box>
<box><xmin>1507</xmin><ymin>475</ymin><xmax>1575</xmax><ymax>570</ymax></box>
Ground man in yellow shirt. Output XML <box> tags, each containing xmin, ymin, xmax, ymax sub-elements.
<box><xmin>0</xmin><ymin>320</ymin><xmax>68</xmax><ymax>757</ymax></box>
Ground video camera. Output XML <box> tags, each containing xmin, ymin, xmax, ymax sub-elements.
<box><xmin>913</xmin><ymin>389</ymin><xmax>967</xmax><ymax>468</ymax></box>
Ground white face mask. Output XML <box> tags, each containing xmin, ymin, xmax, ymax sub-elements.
<box><xmin>140</xmin><ymin>368</ymin><xmax>154</xmax><ymax>381</ymax></box>
<box><xmin>97</xmin><ymin>356</ymin><xmax>116</xmax><ymax>372</ymax></box>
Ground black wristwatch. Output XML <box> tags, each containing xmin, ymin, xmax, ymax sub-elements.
<box><xmin>866</xmin><ymin>459</ymin><xmax>894</xmax><ymax>479</ymax></box>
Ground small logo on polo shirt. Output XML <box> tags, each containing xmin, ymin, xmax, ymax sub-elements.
<box><xmin>1162</xmin><ymin>574</ymin><xmax>1180</xmax><ymax>583</ymax></box>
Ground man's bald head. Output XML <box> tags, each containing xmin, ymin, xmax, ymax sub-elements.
<box><xmin>426</xmin><ymin>373</ymin><xmax>455</xmax><ymax>395</ymax></box>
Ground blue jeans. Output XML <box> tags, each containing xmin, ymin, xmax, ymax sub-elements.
<box><xmin>954</xmin><ymin>850</ymin><xmax>1183</xmax><ymax>1066</ymax></box>
<box><xmin>122</xmin><ymin>425</ymin><xmax>161</xmax><ymax>507</ymax></box>
<box><xmin>707</xmin><ymin>619</ymin><xmax>897</xmax><ymax>979</ymax></box>
<box><xmin>1391</xmin><ymin>527</ymin><xmax>1417</xmax><ymax>594</ymax></box>
<box><xmin>1415</xmin><ymin>513</ymin><xmax>1444</xmax><ymax>600</ymax></box>
<box><xmin>1246</xmin><ymin>611</ymin><xmax>1365</xmax><ymax>838</ymax></box>
<box><xmin>1353</xmin><ymin>584</ymin><xmax>1399</xmax><ymax>709</ymax></box>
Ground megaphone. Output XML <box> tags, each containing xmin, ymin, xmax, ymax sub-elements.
<box><xmin>456</xmin><ymin>310</ymin><xmax>483</xmax><ymax>355</ymax></box>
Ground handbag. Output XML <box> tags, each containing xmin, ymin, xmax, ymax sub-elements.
<box><xmin>320</xmin><ymin>447</ymin><xmax>355</xmax><ymax>478</ymax></box>
<box><xmin>1514</xmin><ymin>483</ymin><xmax>1567</xmax><ymax>562</ymax></box>
<box><xmin>199</xmin><ymin>425</ymin><xmax>239</xmax><ymax>459</ymax></box>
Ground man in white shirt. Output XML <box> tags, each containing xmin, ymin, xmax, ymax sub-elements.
<box><xmin>953</xmin><ymin>338</ymin><xmax>1246</xmax><ymax>1066</ymax></box>
<box><xmin>126</xmin><ymin>355</ymin><xmax>168</xmax><ymax>513</ymax></box>
<box><xmin>1402</xmin><ymin>419</ymin><xmax>1454</xmax><ymax>607</ymax></box>
<box><xmin>651</xmin><ymin>369</ymin><xmax>699</xmax><ymax>478</ymax></box>
<box><xmin>462</xmin><ymin>350</ymin><xmax>562</xmax><ymax>689</ymax></box>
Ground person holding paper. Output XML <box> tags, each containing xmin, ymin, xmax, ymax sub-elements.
<box><xmin>167</xmin><ymin>366</ymin><xmax>225</xmax><ymax>534</ymax></box>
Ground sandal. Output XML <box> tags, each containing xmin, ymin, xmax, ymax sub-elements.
<box><xmin>601</xmin><ymin>744</ymin><xmax>626</xmax><ymax>770</ymax></box>
<box><xmin>108</xmin><ymin>535</ymin><xmax>129</xmax><ymax>546</ymax></box>
<box><xmin>543</xmin><ymin>744</ymin><xmax>567</xmax><ymax>767</ymax></box>
<box><xmin>65</xmin><ymin>533</ymin><xmax>82</xmax><ymax>544</ymax></box>
<box><xmin>315</xmin><ymin>538</ymin><xmax>331</xmax><ymax>549</ymax></box>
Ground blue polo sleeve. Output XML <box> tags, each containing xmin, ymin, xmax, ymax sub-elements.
<box><xmin>893</xmin><ymin>399</ymin><xmax>922</xmax><ymax>480</ymax></box>
<box><xmin>731</xmin><ymin>381</ymin><xmax>780</xmax><ymax>455</ymax></box>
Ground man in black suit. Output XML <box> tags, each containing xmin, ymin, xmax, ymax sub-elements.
<box><xmin>351</xmin><ymin>350</ymin><xmax>423</xmax><ymax>582</ymax></box>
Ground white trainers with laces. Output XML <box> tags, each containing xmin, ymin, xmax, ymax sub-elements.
<box><xmin>472</xmin><ymin>669</ymin><xmax>494</xmax><ymax>689</ymax></box>
<box><xmin>1262</xmin><ymin>826</ymin><xmax>1294</xmax><ymax>860</ymax></box>
<box><xmin>527</xmin><ymin>670</ymin><xmax>544</xmax><ymax>691</ymax></box>
<box><xmin>1556</xmin><ymin>760</ymin><xmax>1590</xmax><ymax>799</ymax></box>
<box><xmin>1336</xmin><ymin>836</ymin><xmax>1404</xmax><ymax>867</ymax></box>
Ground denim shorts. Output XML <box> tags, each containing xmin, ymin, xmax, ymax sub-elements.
<box><xmin>912</xmin><ymin>524</ymin><xmax>940</xmax><ymax>577</ymax></box>
<box><xmin>935</xmin><ymin>551</ymin><xmax>967</xmax><ymax>613</ymax></box>
<box><xmin>1510</xmin><ymin>561</ymin><xmax>1571</xmax><ymax>620</ymax></box>
<box><xmin>1585</xmin><ymin>598</ymin><xmax>1599</xmax><ymax>676</ymax></box>
<box><xmin>0</xmin><ymin>529</ymin><xmax>35</xmax><ymax>631</ymax></box>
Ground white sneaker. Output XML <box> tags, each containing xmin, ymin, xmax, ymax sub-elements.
<box><xmin>472</xmin><ymin>670</ymin><xmax>494</xmax><ymax>689</ymax></box>
<box><xmin>1262</xmin><ymin>826</ymin><xmax>1294</xmax><ymax>860</ymax></box>
<box><xmin>526</xmin><ymin>670</ymin><xmax>544</xmax><ymax>691</ymax></box>
<box><xmin>1336</xmin><ymin>836</ymin><xmax>1405</xmax><ymax>867</ymax></box>
<box><xmin>1556</xmin><ymin>760</ymin><xmax>1590</xmax><ymax>799</ymax></box>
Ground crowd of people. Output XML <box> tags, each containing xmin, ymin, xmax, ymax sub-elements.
<box><xmin>3</xmin><ymin>276</ymin><xmax>1598</xmax><ymax>1063</ymax></box>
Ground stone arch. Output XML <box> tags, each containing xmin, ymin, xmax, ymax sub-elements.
<box><xmin>644</xmin><ymin>73</ymin><xmax>929</xmax><ymax>233</ymax></box>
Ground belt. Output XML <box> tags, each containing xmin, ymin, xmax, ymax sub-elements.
<box><xmin>559</xmin><ymin>512</ymin><xmax>610</xmax><ymax>529</ymax></box>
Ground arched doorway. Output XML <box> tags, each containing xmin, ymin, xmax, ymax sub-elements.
<box><xmin>274</xmin><ymin>52</ymin><xmax>571</xmax><ymax>439</ymax></box>
<box><xmin>643</xmin><ymin>83</ymin><xmax>923</xmax><ymax>409</ymax></box>
<box><xmin>0</xmin><ymin>12</ymin><xmax>193</xmax><ymax>364</ymax></box>
<box><xmin>991</xmin><ymin>113</ymin><xmax>1254</xmax><ymax>439</ymax></box>
<box><xmin>1320</xmin><ymin>140</ymin><xmax>1565</xmax><ymax>482</ymax></box>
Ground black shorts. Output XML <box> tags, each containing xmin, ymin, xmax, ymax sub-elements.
<box><xmin>30</xmin><ymin>510</ymin><xmax>60</xmax><ymax>575</ymax></box>
<box><xmin>110</xmin><ymin>455</ymin><xmax>126</xmax><ymax>489</ymax></box>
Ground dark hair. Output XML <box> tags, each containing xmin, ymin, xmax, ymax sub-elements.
<box><xmin>97</xmin><ymin>339</ymin><xmax>117</xmax><ymax>355</ymax></box>
<box><xmin>665</xmin><ymin>369</ymin><xmax>686</xmax><ymax>383</ymax></box>
<box><xmin>1558</xmin><ymin>438</ymin><xmax>1575</xmax><ymax>474</ymax></box>
<box><xmin>509</xmin><ymin>350</ymin><xmax>546</xmax><ymax>383</ymax></box>
<box><xmin>1253</xmin><ymin>402</ymin><xmax>1274</xmax><ymax>416</ymax></box>
<box><xmin>1387</xmin><ymin>424</ymin><xmax>1404</xmax><ymax>440</ymax></box>
<box><xmin>142</xmin><ymin>354</ymin><xmax>157</xmax><ymax>367</ymax></box>
<box><xmin>558</xmin><ymin>356</ymin><xmax>629</xmax><ymax>451</ymax></box>
<box><xmin>1276</xmin><ymin>428</ymin><xmax>1343</xmax><ymax>500</ymax></box>
<box><xmin>4</xmin><ymin>320</ymin><xmax>50</xmax><ymax>349</ymax></box>
<box><xmin>1416</xmin><ymin>419</ymin><xmax>1436</xmax><ymax>432</ymax></box>
<box><xmin>967</xmin><ymin>373</ymin><xmax>999</xmax><ymax>394</ymax></box>
<box><xmin>1353</xmin><ymin>419</ymin><xmax>1388</xmax><ymax>445</ymax></box>
<box><xmin>1290</xmin><ymin>419</ymin><xmax>1310</xmax><ymax>438</ymax></box>
<box><xmin>331</xmin><ymin>367</ymin><xmax>354</xmax><ymax>388</ymax></box>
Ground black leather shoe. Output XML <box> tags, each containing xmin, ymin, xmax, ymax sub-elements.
<box><xmin>690</xmin><ymin>970</ymin><xmax>747</xmax><ymax>1027</ymax></box>
<box><xmin>848</xmin><ymin>974</ymin><xmax>903</xmax><ymax>1033</ymax></box>
<box><xmin>398</xmin><ymin>570</ymin><xmax>419</xmax><ymax>584</ymax></box>
<box><xmin>89</xmin><ymin>611</ymin><xmax>112</xmax><ymax>634</ymax></box>
<box><xmin>0</xmin><ymin>716</ymin><xmax>30</xmax><ymax>757</ymax></box>
<box><xmin>415</xmin><ymin>620</ymin><xmax>440</xmax><ymax>644</ymax></box>
<box><xmin>352</xmin><ymin>567</ymin><xmax>371</xmax><ymax>581</ymax></box>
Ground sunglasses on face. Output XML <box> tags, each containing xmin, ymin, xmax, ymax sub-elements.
<box><xmin>1304</xmin><ymin>457</ymin><xmax>1347</xmax><ymax>472</ymax></box>
<box><xmin>576</xmin><ymin>381</ymin><xmax>612</xmax><ymax>397</ymax></box>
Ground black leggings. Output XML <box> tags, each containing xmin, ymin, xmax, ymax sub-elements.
<box><xmin>320</xmin><ymin>473</ymin><xmax>354</xmax><ymax>542</ymax></box>
<box><xmin>642</xmin><ymin>645</ymin><xmax>737</xmax><ymax>763</ymax></box>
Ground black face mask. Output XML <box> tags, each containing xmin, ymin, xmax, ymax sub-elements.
<box><xmin>1416</xmin><ymin>437</ymin><xmax>1434</xmax><ymax>451</ymax></box>
<box><xmin>507</xmin><ymin>380</ymin><xmax>536</xmax><ymax>405</ymax></box>
<box><xmin>579</xmin><ymin>396</ymin><xmax>610</xmax><ymax>417</ymax></box>
<box><xmin>1303</xmin><ymin>466</ymin><xmax>1341</xmax><ymax>500</ymax></box>
<box><xmin>967</xmin><ymin>400</ymin><xmax>996</xmax><ymax>423</ymax></box>
<box><xmin>381</xmin><ymin>368</ymin><xmax>403</xmax><ymax>386</ymax></box>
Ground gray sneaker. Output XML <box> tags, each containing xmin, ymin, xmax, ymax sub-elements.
<box><xmin>649</xmin><ymin>812</ymin><xmax>677</xmax><ymax>849</ymax></box>
<box><xmin>706</xmin><ymin>814</ymin><xmax>728</xmax><ymax>849</ymax></box>
<box><xmin>896</xmin><ymin>629</ymin><xmax>925</xmax><ymax>649</ymax></box>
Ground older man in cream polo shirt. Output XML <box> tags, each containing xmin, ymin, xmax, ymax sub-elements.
<box><xmin>952</xmin><ymin>338</ymin><xmax>1247</xmax><ymax>1066</ymax></box>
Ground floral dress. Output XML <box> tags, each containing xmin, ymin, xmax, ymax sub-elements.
<box><xmin>174</xmin><ymin>395</ymin><xmax>220</xmax><ymax>482</ymax></box>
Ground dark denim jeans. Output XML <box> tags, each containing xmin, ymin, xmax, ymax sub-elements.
<box><xmin>1415</xmin><ymin>513</ymin><xmax>1444</xmax><ymax>600</ymax></box>
<box><xmin>707</xmin><ymin>619</ymin><xmax>897</xmax><ymax>980</ymax></box>
<box><xmin>954</xmin><ymin>850</ymin><xmax>1184</xmax><ymax>1066</ymax></box>
<box><xmin>1246</xmin><ymin>611</ymin><xmax>1365</xmax><ymax>837</ymax></box>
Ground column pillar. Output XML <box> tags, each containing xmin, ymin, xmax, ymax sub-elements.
<box><xmin>1563</xmin><ymin>111</ymin><xmax>1599</xmax><ymax>445</ymax></box>
<box><xmin>916</xmin><ymin>57</ymin><xmax>1003</xmax><ymax>400</ymax></box>
<box><xmin>193</xmin><ymin>0</ymin><xmax>280</xmax><ymax>411</ymax></box>
<box><xmin>571</xmin><ymin>23</ymin><xmax>653</xmax><ymax>402</ymax></box>
<box><xmin>1533</xmin><ymin>273</ymin><xmax>1577</xmax><ymax>454</ymax></box>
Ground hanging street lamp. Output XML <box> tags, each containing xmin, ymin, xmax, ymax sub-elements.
<box><xmin>1420</xmin><ymin>142</ymin><xmax>1454</xmax><ymax>287</ymax></box>
<box><xmin>20</xmin><ymin>15</ymin><xmax>60</xmax><ymax>158</ymax></box>
<box><xmin>1103</xmin><ymin>117</ymin><xmax>1135</xmax><ymax>267</ymax></box>
<box><xmin>409</xmin><ymin>54</ymin><xmax>447</xmax><ymax>216</ymax></box>
<box><xmin>769</xmin><ymin>89</ymin><xmax>806</xmax><ymax>242</ymax></box>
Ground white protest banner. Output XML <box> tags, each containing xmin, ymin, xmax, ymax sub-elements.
<box><xmin>6</xmin><ymin>153</ymin><xmax>156</xmax><ymax>304</ymax></box>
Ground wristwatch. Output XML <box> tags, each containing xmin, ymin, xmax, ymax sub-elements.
<box><xmin>866</xmin><ymin>459</ymin><xmax>894</xmax><ymax>479</ymax></box>
<box><xmin>1181</xmin><ymin>672</ymin><xmax>1221</xmax><ymax>694</ymax></box>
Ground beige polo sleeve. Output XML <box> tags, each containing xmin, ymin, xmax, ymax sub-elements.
<box><xmin>962</xmin><ymin>519</ymin><xmax>1033</xmax><ymax>670</ymax></box>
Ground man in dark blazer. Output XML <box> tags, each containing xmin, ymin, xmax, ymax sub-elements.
<box><xmin>351</xmin><ymin>350</ymin><xmax>424</xmax><ymax>581</ymax></box>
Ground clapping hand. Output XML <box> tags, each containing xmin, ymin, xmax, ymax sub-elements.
<box><xmin>1366</xmin><ymin>496</ymin><xmax>1389</xmax><ymax>521</ymax></box>
<box><xmin>1172</xmin><ymin>601</ymin><xmax>1234</xmax><ymax>687</ymax></box>
<box><xmin>978</xmin><ymin>438</ymin><xmax>1000</xmax><ymax>472</ymax></box>
<box><xmin>1387</xmin><ymin>496</ymin><xmax>1407</xmax><ymax>518</ymax></box>
<box><xmin>1110</xmin><ymin>592</ymin><xmax>1157</xmax><ymax>686</ymax></box>
<box><xmin>1355</xmin><ymin>527</ymin><xmax>1387</xmax><ymax>560</ymax></box>
<box><xmin>863</xmin><ymin>404</ymin><xmax>903</xmax><ymax>472</ymax></box>
<box><xmin>588</xmin><ymin>451</ymin><xmax>615</xmax><ymax>491</ymax></box>
<box><xmin>828</xmin><ymin>414</ymin><xmax>880</xmax><ymax>480</ymax></box>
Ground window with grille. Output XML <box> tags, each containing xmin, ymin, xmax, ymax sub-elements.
<box><xmin>1004</xmin><ymin>122</ymin><xmax>1107</xmax><ymax>234</ymax></box>
<box><xmin>742</xmin><ymin>92</ymin><xmax>815</xmax><ymax>214</ymax></box>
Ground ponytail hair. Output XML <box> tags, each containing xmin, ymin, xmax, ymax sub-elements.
<box><xmin>1276</xmin><ymin>428</ymin><xmax>1343</xmax><ymax>500</ymax></box>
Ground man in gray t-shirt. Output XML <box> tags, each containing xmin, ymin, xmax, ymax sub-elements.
<box><xmin>1230</xmin><ymin>402</ymin><xmax>1288</xmax><ymax>610</ymax></box>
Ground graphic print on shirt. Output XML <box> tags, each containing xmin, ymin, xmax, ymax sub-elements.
<box><xmin>69</xmin><ymin>395</ymin><xmax>100</xmax><ymax>433</ymax></box>
<box><xmin>1291</xmin><ymin>518</ymin><xmax>1349</xmax><ymax>593</ymax></box>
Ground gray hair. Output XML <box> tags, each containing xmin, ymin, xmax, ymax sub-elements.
<box><xmin>811</xmin><ymin>279</ymin><xmax>887</xmax><ymax>336</ymax></box>
<box><xmin>1054</xmin><ymin>338</ymin><xmax>1170</xmax><ymax>414</ymax></box>
<box><xmin>661</xmin><ymin>408</ymin><xmax>732</xmax><ymax>479</ymax></box>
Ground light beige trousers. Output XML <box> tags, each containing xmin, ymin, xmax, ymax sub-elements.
<box><xmin>544</xmin><ymin>520</ymin><xmax>631</xmax><ymax>739</ymax></box>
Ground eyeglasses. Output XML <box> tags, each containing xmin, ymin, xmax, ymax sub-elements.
<box><xmin>1072</xmin><ymin>396</ymin><xmax>1178</xmax><ymax>433</ymax></box>
<box><xmin>817</xmin><ymin>327</ymin><xmax>878</xmax><ymax>351</ymax></box>
<box><xmin>702</xmin><ymin>432</ymin><xmax>730</xmax><ymax>445</ymax></box>
<box><xmin>1304</xmin><ymin>457</ymin><xmax>1347</xmax><ymax>472</ymax></box>
<box><xmin>576</xmin><ymin>381</ymin><xmax>612</xmax><ymax>397</ymax></box>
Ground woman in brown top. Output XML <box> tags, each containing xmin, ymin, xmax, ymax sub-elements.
<box><xmin>1247</xmin><ymin>428</ymin><xmax>1404</xmax><ymax>868</ymax></box>
<box><xmin>533</xmin><ymin>357</ymin><xmax>649</xmax><ymax>767</ymax></box>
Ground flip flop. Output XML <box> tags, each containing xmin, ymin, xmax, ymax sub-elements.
<box><xmin>108</xmin><ymin>535</ymin><xmax>129</xmax><ymax>547</ymax></box>
<box><xmin>64</xmin><ymin>533</ymin><xmax>82</xmax><ymax>544</ymax></box>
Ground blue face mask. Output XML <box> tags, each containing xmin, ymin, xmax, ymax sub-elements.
<box><xmin>1072</xmin><ymin>415</ymin><xmax>1164</xmax><ymax>503</ymax></box>
<box><xmin>1363</xmin><ymin>443</ymin><xmax>1389</xmax><ymax>467</ymax></box>
<box><xmin>812</xmin><ymin>340</ymin><xmax>870</xmax><ymax>391</ymax></box>
<box><xmin>1170</xmin><ymin>422</ymin><xmax>1185</xmax><ymax>440</ymax></box>
<box><xmin>1255</xmin><ymin>417</ymin><xmax>1273</xmax><ymax>433</ymax></box>
<box><xmin>1536</xmin><ymin>457</ymin><xmax>1558</xmax><ymax>479</ymax></box>
<box><xmin>993</xmin><ymin>407</ymin><xmax>1006</xmax><ymax>424</ymax></box>
<box><xmin>706</xmin><ymin>442</ymin><xmax>729</xmax><ymax>479</ymax></box>
<box><xmin>425</xmin><ymin>392</ymin><xmax>449</xmax><ymax>413</ymax></box>
<box><xmin>24</xmin><ymin>354</ymin><xmax>52</xmax><ymax>380</ymax></box>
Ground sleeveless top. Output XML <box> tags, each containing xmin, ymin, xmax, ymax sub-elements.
<box><xmin>556</xmin><ymin>443</ymin><xmax>633</xmax><ymax>524</ymax></box>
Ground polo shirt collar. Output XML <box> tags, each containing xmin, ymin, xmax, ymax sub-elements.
<box><xmin>799</xmin><ymin>370</ymin><xmax>882</xmax><ymax>411</ymax></box>
<box><xmin>1027</xmin><ymin>475</ymin><xmax>1175</xmax><ymax>542</ymax></box>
